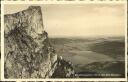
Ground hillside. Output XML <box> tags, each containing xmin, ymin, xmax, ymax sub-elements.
<box><xmin>89</xmin><ymin>40</ymin><xmax>125</xmax><ymax>60</ymax></box>
<box><xmin>50</xmin><ymin>37</ymin><xmax>125</xmax><ymax>78</ymax></box>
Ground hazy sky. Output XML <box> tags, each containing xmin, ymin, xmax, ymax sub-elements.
<box><xmin>4</xmin><ymin>4</ymin><xmax>125</xmax><ymax>37</ymax></box>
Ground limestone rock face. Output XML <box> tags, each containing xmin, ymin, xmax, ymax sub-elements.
<box><xmin>4</xmin><ymin>6</ymin><xmax>75</xmax><ymax>78</ymax></box>
<box><xmin>4</xmin><ymin>6</ymin><xmax>44</xmax><ymax>37</ymax></box>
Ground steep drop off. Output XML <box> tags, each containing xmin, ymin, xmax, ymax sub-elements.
<box><xmin>4</xmin><ymin>6</ymin><xmax>75</xmax><ymax>78</ymax></box>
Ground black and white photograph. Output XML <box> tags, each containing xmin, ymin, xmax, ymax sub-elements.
<box><xmin>3</xmin><ymin>3</ymin><xmax>126</xmax><ymax>80</ymax></box>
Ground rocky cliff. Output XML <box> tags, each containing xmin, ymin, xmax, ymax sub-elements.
<box><xmin>4</xmin><ymin>6</ymin><xmax>75</xmax><ymax>78</ymax></box>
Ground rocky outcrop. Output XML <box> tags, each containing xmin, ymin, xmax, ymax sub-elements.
<box><xmin>4</xmin><ymin>6</ymin><xmax>75</xmax><ymax>78</ymax></box>
<box><xmin>52</xmin><ymin>57</ymin><xmax>75</xmax><ymax>78</ymax></box>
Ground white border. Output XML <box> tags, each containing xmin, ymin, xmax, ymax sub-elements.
<box><xmin>2</xmin><ymin>0</ymin><xmax>128</xmax><ymax>4</ymax></box>
<box><xmin>124</xmin><ymin>0</ymin><xmax>128</xmax><ymax>81</ymax></box>
<box><xmin>1</xmin><ymin>0</ymin><xmax>127</xmax><ymax>81</ymax></box>
<box><xmin>1</xmin><ymin>2</ymin><xmax>4</xmax><ymax>81</ymax></box>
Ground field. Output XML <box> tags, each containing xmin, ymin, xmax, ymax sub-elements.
<box><xmin>49</xmin><ymin>37</ymin><xmax>125</xmax><ymax>78</ymax></box>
